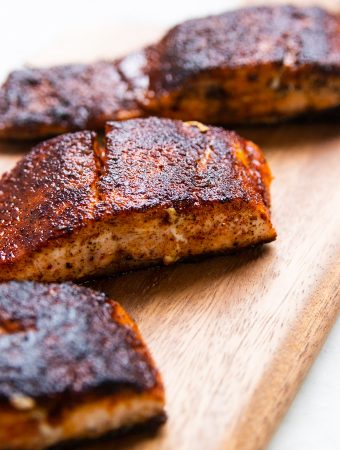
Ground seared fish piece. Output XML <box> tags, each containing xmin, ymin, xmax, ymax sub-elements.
<box><xmin>0</xmin><ymin>281</ymin><xmax>165</xmax><ymax>450</ymax></box>
<box><xmin>0</xmin><ymin>5</ymin><xmax>339</xmax><ymax>139</ymax></box>
<box><xmin>0</xmin><ymin>118</ymin><xmax>276</xmax><ymax>282</ymax></box>
<box><xmin>0</xmin><ymin>61</ymin><xmax>144</xmax><ymax>139</ymax></box>
<box><xmin>142</xmin><ymin>4</ymin><xmax>340</xmax><ymax>124</ymax></box>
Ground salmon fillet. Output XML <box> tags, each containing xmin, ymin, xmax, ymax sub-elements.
<box><xmin>143</xmin><ymin>4</ymin><xmax>340</xmax><ymax>124</ymax></box>
<box><xmin>0</xmin><ymin>5</ymin><xmax>339</xmax><ymax>139</ymax></box>
<box><xmin>0</xmin><ymin>61</ymin><xmax>143</xmax><ymax>139</ymax></box>
<box><xmin>0</xmin><ymin>118</ymin><xmax>276</xmax><ymax>282</ymax></box>
<box><xmin>0</xmin><ymin>281</ymin><xmax>165</xmax><ymax>450</ymax></box>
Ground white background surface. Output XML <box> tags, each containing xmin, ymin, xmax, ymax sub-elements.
<box><xmin>1</xmin><ymin>1</ymin><xmax>339</xmax><ymax>449</ymax></box>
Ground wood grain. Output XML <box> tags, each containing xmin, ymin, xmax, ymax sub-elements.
<box><xmin>0</xmin><ymin>4</ymin><xmax>339</xmax><ymax>449</ymax></box>
<box><xmin>86</xmin><ymin>122</ymin><xmax>339</xmax><ymax>450</ymax></box>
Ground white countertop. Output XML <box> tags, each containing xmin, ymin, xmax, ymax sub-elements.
<box><xmin>1</xmin><ymin>1</ymin><xmax>339</xmax><ymax>448</ymax></box>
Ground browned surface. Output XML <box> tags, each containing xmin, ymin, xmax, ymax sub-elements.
<box><xmin>0</xmin><ymin>282</ymin><xmax>161</xmax><ymax>400</ymax></box>
<box><xmin>0</xmin><ymin>5</ymin><xmax>339</xmax><ymax>138</ymax></box>
<box><xmin>0</xmin><ymin>122</ymin><xmax>339</xmax><ymax>450</ymax></box>
<box><xmin>0</xmin><ymin>131</ymin><xmax>98</xmax><ymax>265</ymax></box>
<box><xmin>86</xmin><ymin>121</ymin><xmax>340</xmax><ymax>450</ymax></box>
<box><xmin>0</xmin><ymin>118</ymin><xmax>275</xmax><ymax>282</ymax></box>
<box><xmin>0</xmin><ymin>62</ymin><xmax>142</xmax><ymax>139</ymax></box>
<box><xmin>144</xmin><ymin>5</ymin><xmax>340</xmax><ymax>123</ymax></box>
<box><xmin>0</xmin><ymin>10</ymin><xmax>339</xmax><ymax>450</ymax></box>
<box><xmin>145</xmin><ymin>5</ymin><xmax>340</xmax><ymax>93</ymax></box>
<box><xmin>0</xmin><ymin>281</ymin><xmax>165</xmax><ymax>449</ymax></box>
<box><xmin>102</xmin><ymin>119</ymin><xmax>272</xmax><ymax>212</ymax></box>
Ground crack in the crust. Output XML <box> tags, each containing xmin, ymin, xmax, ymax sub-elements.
<box><xmin>90</xmin><ymin>134</ymin><xmax>107</xmax><ymax>206</ymax></box>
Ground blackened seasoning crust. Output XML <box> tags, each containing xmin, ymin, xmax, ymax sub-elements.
<box><xmin>143</xmin><ymin>5</ymin><xmax>340</xmax><ymax>123</ymax></box>
<box><xmin>0</xmin><ymin>282</ymin><xmax>161</xmax><ymax>400</ymax></box>
<box><xmin>0</xmin><ymin>131</ymin><xmax>98</xmax><ymax>265</ymax></box>
<box><xmin>0</xmin><ymin>118</ymin><xmax>276</xmax><ymax>282</ymax></box>
<box><xmin>0</xmin><ymin>5</ymin><xmax>339</xmax><ymax>138</ymax></box>
<box><xmin>101</xmin><ymin>118</ymin><xmax>271</xmax><ymax>212</ymax></box>
<box><xmin>0</xmin><ymin>281</ymin><xmax>165</xmax><ymax>450</ymax></box>
<box><xmin>145</xmin><ymin>5</ymin><xmax>340</xmax><ymax>93</ymax></box>
<box><xmin>0</xmin><ymin>62</ymin><xmax>143</xmax><ymax>139</ymax></box>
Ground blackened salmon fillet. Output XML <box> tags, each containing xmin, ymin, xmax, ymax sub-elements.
<box><xmin>0</xmin><ymin>5</ymin><xmax>339</xmax><ymax>139</ymax></box>
<box><xmin>0</xmin><ymin>118</ymin><xmax>276</xmax><ymax>282</ymax></box>
<box><xmin>0</xmin><ymin>281</ymin><xmax>165</xmax><ymax>450</ymax></box>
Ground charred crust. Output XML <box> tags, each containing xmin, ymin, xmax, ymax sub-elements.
<box><xmin>0</xmin><ymin>6</ymin><xmax>339</xmax><ymax>137</ymax></box>
<box><xmin>0</xmin><ymin>282</ymin><xmax>162</xmax><ymax>403</ymax></box>
<box><xmin>145</xmin><ymin>5</ymin><xmax>340</xmax><ymax>94</ymax></box>
<box><xmin>0</xmin><ymin>62</ymin><xmax>143</xmax><ymax>138</ymax></box>
<box><xmin>0</xmin><ymin>117</ymin><xmax>272</xmax><ymax>267</ymax></box>
<box><xmin>0</xmin><ymin>130</ymin><xmax>98</xmax><ymax>264</ymax></box>
<box><xmin>100</xmin><ymin>117</ymin><xmax>271</xmax><ymax>213</ymax></box>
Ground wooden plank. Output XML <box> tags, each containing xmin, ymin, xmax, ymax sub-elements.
<box><xmin>0</xmin><ymin>5</ymin><xmax>339</xmax><ymax>449</ymax></box>
<box><xmin>1</xmin><ymin>123</ymin><xmax>338</xmax><ymax>450</ymax></box>
<box><xmin>84</xmin><ymin>122</ymin><xmax>340</xmax><ymax>450</ymax></box>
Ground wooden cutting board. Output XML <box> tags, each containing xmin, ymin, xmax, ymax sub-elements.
<box><xmin>0</xmin><ymin>4</ymin><xmax>339</xmax><ymax>449</ymax></box>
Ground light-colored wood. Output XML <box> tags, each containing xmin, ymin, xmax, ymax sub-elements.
<box><xmin>89</xmin><ymin>123</ymin><xmax>340</xmax><ymax>450</ymax></box>
<box><xmin>0</xmin><ymin>10</ymin><xmax>339</xmax><ymax>450</ymax></box>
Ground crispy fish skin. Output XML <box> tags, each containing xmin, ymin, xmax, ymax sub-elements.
<box><xmin>0</xmin><ymin>281</ymin><xmax>165</xmax><ymax>450</ymax></box>
<box><xmin>0</xmin><ymin>5</ymin><xmax>339</xmax><ymax>139</ymax></box>
<box><xmin>0</xmin><ymin>118</ymin><xmax>276</xmax><ymax>282</ymax></box>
